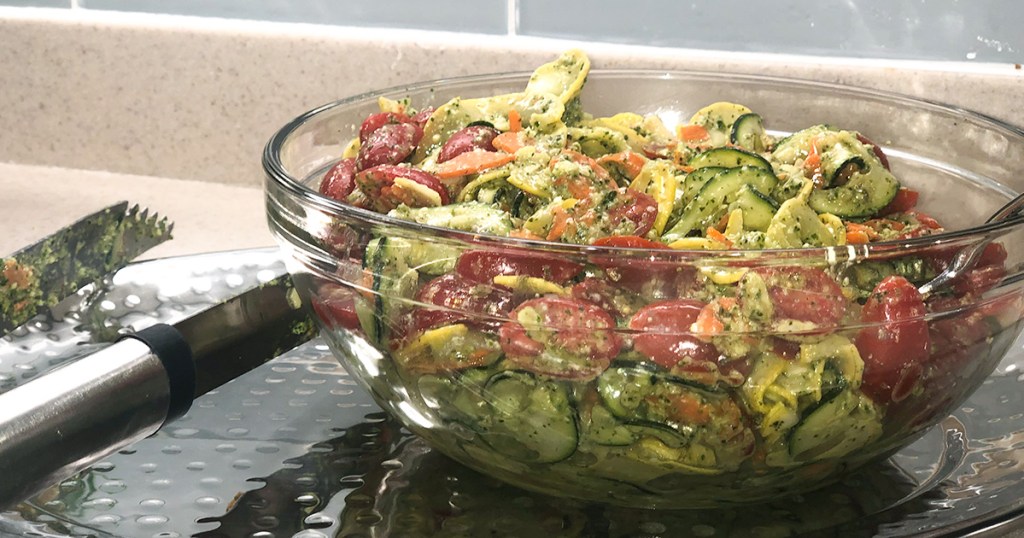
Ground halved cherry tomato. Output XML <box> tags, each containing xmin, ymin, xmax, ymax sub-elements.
<box><xmin>855</xmin><ymin>133</ymin><xmax>891</xmax><ymax>170</ymax></box>
<box><xmin>455</xmin><ymin>249</ymin><xmax>583</xmax><ymax>285</ymax></box>
<box><xmin>570</xmin><ymin>277</ymin><xmax>644</xmax><ymax>320</ymax></box>
<box><xmin>354</xmin><ymin>164</ymin><xmax>449</xmax><ymax>212</ymax></box>
<box><xmin>607</xmin><ymin>188</ymin><xmax>659</xmax><ymax>238</ymax></box>
<box><xmin>359</xmin><ymin>111</ymin><xmax>411</xmax><ymax>143</ymax></box>
<box><xmin>412</xmin><ymin>273</ymin><xmax>515</xmax><ymax>332</ymax></box>
<box><xmin>311</xmin><ymin>283</ymin><xmax>362</xmax><ymax>332</ymax></box>
<box><xmin>881</xmin><ymin>188</ymin><xmax>919</xmax><ymax>215</ymax></box>
<box><xmin>752</xmin><ymin>267</ymin><xmax>846</xmax><ymax>327</ymax></box>
<box><xmin>628</xmin><ymin>300</ymin><xmax>718</xmax><ymax>369</ymax></box>
<box><xmin>319</xmin><ymin>158</ymin><xmax>357</xmax><ymax>202</ymax></box>
<box><xmin>855</xmin><ymin>276</ymin><xmax>930</xmax><ymax>405</ymax></box>
<box><xmin>499</xmin><ymin>297</ymin><xmax>621</xmax><ymax>379</ymax></box>
<box><xmin>592</xmin><ymin>235</ymin><xmax>666</xmax><ymax>249</ymax></box>
<box><xmin>589</xmin><ymin>235</ymin><xmax>687</xmax><ymax>296</ymax></box>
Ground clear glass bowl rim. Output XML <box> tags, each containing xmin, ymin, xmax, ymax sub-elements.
<box><xmin>263</xmin><ymin>68</ymin><xmax>1024</xmax><ymax>259</ymax></box>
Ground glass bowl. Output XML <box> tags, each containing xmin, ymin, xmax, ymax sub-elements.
<box><xmin>263</xmin><ymin>68</ymin><xmax>1024</xmax><ymax>509</ymax></box>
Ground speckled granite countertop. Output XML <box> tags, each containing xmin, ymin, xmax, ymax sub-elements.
<box><xmin>1</xmin><ymin>7</ymin><xmax>1024</xmax><ymax>535</ymax></box>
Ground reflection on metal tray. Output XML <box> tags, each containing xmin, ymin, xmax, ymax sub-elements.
<box><xmin>1</xmin><ymin>248</ymin><xmax>1023</xmax><ymax>537</ymax></box>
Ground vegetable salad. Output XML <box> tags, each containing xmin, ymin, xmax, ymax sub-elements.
<box><xmin>310</xmin><ymin>50</ymin><xmax>1016</xmax><ymax>505</ymax></box>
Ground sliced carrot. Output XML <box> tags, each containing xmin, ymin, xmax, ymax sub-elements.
<box><xmin>546</xmin><ymin>206</ymin><xmax>570</xmax><ymax>241</ymax></box>
<box><xmin>596</xmin><ymin>151</ymin><xmax>647</xmax><ymax>180</ymax></box>
<box><xmin>706</xmin><ymin>227</ymin><xmax>733</xmax><ymax>248</ymax></box>
<box><xmin>846</xmin><ymin>221</ymin><xmax>879</xmax><ymax>241</ymax></box>
<box><xmin>846</xmin><ymin>230</ymin><xmax>871</xmax><ymax>244</ymax></box>
<box><xmin>678</xmin><ymin>124</ymin><xmax>710</xmax><ymax>143</ymax></box>
<box><xmin>434</xmin><ymin>150</ymin><xmax>515</xmax><ymax>179</ymax></box>
<box><xmin>693</xmin><ymin>304</ymin><xmax>725</xmax><ymax>336</ymax></box>
<box><xmin>804</xmin><ymin>138</ymin><xmax>822</xmax><ymax>171</ymax></box>
<box><xmin>665</xmin><ymin>393</ymin><xmax>712</xmax><ymax>425</ymax></box>
<box><xmin>492</xmin><ymin>131</ymin><xmax>524</xmax><ymax>154</ymax></box>
<box><xmin>508</xmin><ymin>109</ymin><xmax>522</xmax><ymax>132</ymax></box>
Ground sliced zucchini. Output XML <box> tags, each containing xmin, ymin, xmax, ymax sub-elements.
<box><xmin>362</xmin><ymin>237</ymin><xmax>420</xmax><ymax>341</ymax></box>
<box><xmin>478</xmin><ymin>371</ymin><xmax>579</xmax><ymax>463</ymax></box>
<box><xmin>678</xmin><ymin>166</ymin><xmax>726</xmax><ymax>206</ymax></box>
<box><xmin>788</xmin><ymin>389</ymin><xmax>882</xmax><ymax>462</ymax></box>
<box><xmin>388</xmin><ymin>201</ymin><xmax>513</xmax><ymax>237</ymax></box>
<box><xmin>727</xmin><ymin>185</ymin><xmax>779</xmax><ymax>232</ymax></box>
<box><xmin>807</xmin><ymin>164</ymin><xmax>900</xmax><ymax>218</ymax></box>
<box><xmin>730</xmin><ymin>113</ymin><xmax>768</xmax><ymax>152</ymax></box>
<box><xmin>662</xmin><ymin>166</ymin><xmax>779</xmax><ymax>241</ymax></box>
<box><xmin>818</xmin><ymin>142</ymin><xmax>866</xmax><ymax>187</ymax></box>
<box><xmin>687</xmin><ymin>147</ymin><xmax>773</xmax><ymax>171</ymax></box>
<box><xmin>417</xmin><ymin>367</ymin><xmax>494</xmax><ymax>430</ymax></box>
<box><xmin>771</xmin><ymin>124</ymin><xmax>835</xmax><ymax>163</ymax></box>
<box><xmin>688</xmin><ymin>101</ymin><xmax>753</xmax><ymax>147</ymax></box>
<box><xmin>586</xmin><ymin>403</ymin><xmax>637</xmax><ymax>446</ymax></box>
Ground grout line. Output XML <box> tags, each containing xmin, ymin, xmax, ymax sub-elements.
<box><xmin>70</xmin><ymin>0</ymin><xmax>79</xmax><ymax>9</ymax></box>
<box><xmin>507</xmin><ymin>0</ymin><xmax>517</xmax><ymax>37</ymax></box>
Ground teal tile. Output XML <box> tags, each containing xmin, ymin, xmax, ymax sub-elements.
<box><xmin>517</xmin><ymin>0</ymin><xmax>1023</xmax><ymax>63</ymax></box>
<box><xmin>79</xmin><ymin>0</ymin><xmax>508</xmax><ymax>34</ymax></box>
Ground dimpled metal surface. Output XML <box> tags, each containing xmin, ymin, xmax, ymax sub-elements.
<box><xmin>1</xmin><ymin>248</ymin><xmax>1023</xmax><ymax>537</ymax></box>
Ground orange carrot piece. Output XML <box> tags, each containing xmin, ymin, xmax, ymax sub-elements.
<box><xmin>546</xmin><ymin>206</ymin><xmax>570</xmax><ymax>241</ymax></box>
<box><xmin>678</xmin><ymin>124</ymin><xmax>711</xmax><ymax>143</ymax></box>
<box><xmin>434</xmin><ymin>150</ymin><xmax>515</xmax><ymax>179</ymax></box>
<box><xmin>508</xmin><ymin>109</ymin><xmax>523</xmax><ymax>132</ymax></box>
<box><xmin>846</xmin><ymin>230</ymin><xmax>871</xmax><ymax>244</ymax></box>
<box><xmin>706</xmin><ymin>227</ymin><xmax>733</xmax><ymax>248</ymax></box>
<box><xmin>492</xmin><ymin>131</ymin><xmax>524</xmax><ymax>154</ymax></box>
<box><xmin>846</xmin><ymin>221</ymin><xmax>879</xmax><ymax>241</ymax></box>
<box><xmin>596</xmin><ymin>151</ymin><xmax>647</xmax><ymax>179</ymax></box>
<box><xmin>693</xmin><ymin>304</ymin><xmax>725</xmax><ymax>336</ymax></box>
<box><xmin>804</xmin><ymin>138</ymin><xmax>822</xmax><ymax>171</ymax></box>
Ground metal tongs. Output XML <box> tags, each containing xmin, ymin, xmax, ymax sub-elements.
<box><xmin>917</xmin><ymin>191</ymin><xmax>1024</xmax><ymax>297</ymax></box>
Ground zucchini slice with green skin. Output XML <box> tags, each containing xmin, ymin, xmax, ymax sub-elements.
<box><xmin>807</xmin><ymin>164</ymin><xmax>900</xmax><ymax>218</ymax></box>
<box><xmin>477</xmin><ymin>370</ymin><xmax>579</xmax><ymax>463</ymax></box>
<box><xmin>728</xmin><ymin>185</ymin><xmax>779</xmax><ymax>232</ymax></box>
<box><xmin>362</xmin><ymin>237</ymin><xmax>420</xmax><ymax>343</ymax></box>
<box><xmin>678</xmin><ymin>166</ymin><xmax>726</xmax><ymax>206</ymax></box>
<box><xmin>729</xmin><ymin>113</ymin><xmax>768</xmax><ymax>152</ymax></box>
<box><xmin>662</xmin><ymin>166</ymin><xmax>779</xmax><ymax>241</ymax></box>
<box><xmin>687</xmin><ymin>147</ymin><xmax>773</xmax><ymax>171</ymax></box>
<box><xmin>688</xmin><ymin>101</ymin><xmax>753</xmax><ymax>147</ymax></box>
<box><xmin>788</xmin><ymin>389</ymin><xmax>882</xmax><ymax>462</ymax></box>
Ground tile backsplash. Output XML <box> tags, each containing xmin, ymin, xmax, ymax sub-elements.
<box><xmin>2</xmin><ymin>0</ymin><xmax>1020</xmax><ymax>63</ymax></box>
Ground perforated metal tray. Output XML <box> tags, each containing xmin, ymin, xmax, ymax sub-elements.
<box><xmin>2</xmin><ymin>248</ymin><xmax>1024</xmax><ymax>537</ymax></box>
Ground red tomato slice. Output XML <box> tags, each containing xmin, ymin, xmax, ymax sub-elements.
<box><xmin>570</xmin><ymin>277</ymin><xmax>643</xmax><ymax>320</ymax></box>
<box><xmin>855</xmin><ymin>133</ymin><xmax>891</xmax><ymax>170</ymax></box>
<box><xmin>319</xmin><ymin>158</ymin><xmax>357</xmax><ymax>202</ymax></box>
<box><xmin>311</xmin><ymin>283</ymin><xmax>362</xmax><ymax>332</ymax></box>
<box><xmin>855</xmin><ymin>276</ymin><xmax>930</xmax><ymax>405</ymax></box>
<box><xmin>354</xmin><ymin>164</ymin><xmax>449</xmax><ymax>212</ymax></box>
<box><xmin>752</xmin><ymin>267</ymin><xmax>846</xmax><ymax>327</ymax></box>
<box><xmin>608</xmin><ymin>188</ymin><xmax>659</xmax><ymax>238</ymax></box>
<box><xmin>881</xmin><ymin>187</ymin><xmax>919</xmax><ymax>215</ymax></box>
<box><xmin>359</xmin><ymin>111</ymin><xmax>411</xmax><ymax>143</ymax></box>
<box><xmin>628</xmin><ymin>300</ymin><xmax>718</xmax><ymax>369</ymax></box>
<box><xmin>499</xmin><ymin>297</ymin><xmax>621</xmax><ymax>379</ymax></box>
<box><xmin>412</xmin><ymin>273</ymin><xmax>515</xmax><ymax>333</ymax></box>
<box><xmin>592</xmin><ymin>235</ymin><xmax>667</xmax><ymax>249</ymax></box>
<box><xmin>455</xmin><ymin>249</ymin><xmax>583</xmax><ymax>285</ymax></box>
